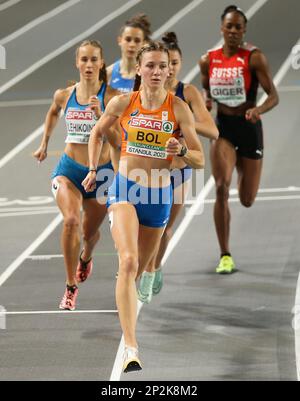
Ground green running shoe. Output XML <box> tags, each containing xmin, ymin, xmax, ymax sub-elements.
<box><xmin>137</xmin><ymin>272</ymin><xmax>155</xmax><ymax>303</ymax></box>
<box><xmin>216</xmin><ymin>255</ymin><xmax>236</xmax><ymax>274</ymax></box>
<box><xmin>152</xmin><ymin>268</ymin><xmax>163</xmax><ymax>295</ymax></box>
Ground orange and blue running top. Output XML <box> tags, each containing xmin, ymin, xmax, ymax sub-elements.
<box><xmin>119</xmin><ymin>91</ymin><xmax>180</xmax><ymax>162</ymax></box>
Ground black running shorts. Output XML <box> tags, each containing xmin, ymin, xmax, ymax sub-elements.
<box><xmin>216</xmin><ymin>113</ymin><xmax>264</xmax><ymax>159</ymax></box>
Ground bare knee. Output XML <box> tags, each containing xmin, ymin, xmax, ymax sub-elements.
<box><xmin>119</xmin><ymin>253</ymin><xmax>138</xmax><ymax>277</ymax></box>
<box><xmin>215</xmin><ymin>182</ymin><xmax>230</xmax><ymax>203</ymax></box>
<box><xmin>240</xmin><ymin>195</ymin><xmax>255</xmax><ymax>208</ymax></box>
<box><xmin>63</xmin><ymin>215</ymin><xmax>80</xmax><ymax>231</ymax></box>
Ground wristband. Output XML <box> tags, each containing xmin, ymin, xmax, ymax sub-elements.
<box><xmin>177</xmin><ymin>145</ymin><xmax>187</xmax><ymax>157</ymax></box>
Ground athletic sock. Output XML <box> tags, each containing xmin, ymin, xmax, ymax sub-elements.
<box><xmin>221</xmin><ymin>252</ymin><xmax>231</xmax><ymax>258</ymax></box>
<box><xmin>67</xmin><ymin>284</ymin><xmax>78</xmax><ymax>293</ymax></box>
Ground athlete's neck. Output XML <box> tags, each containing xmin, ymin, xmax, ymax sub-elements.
<box><xmin>120</xmin><ymin>57</ymin><xmax>136</xmax><ymax>79</ymax></box>
<box><xmin>77</xmin><ymin>80</ymin><xmax>102</xmax><ymax>99</ymax></box>
<box><xmin>139</xmin><ymin>87</ymin><xmax>167</xmax><ymax>110</ymax></box>
<box><xmin>165</xmin><ymin>78</ymin><xmax>179</xmax><ymax>94</ymax></box>
<box><xmin>223</xmin><ymin>43</ymin><xmax>241</xmax><ymax>58</ymax></box>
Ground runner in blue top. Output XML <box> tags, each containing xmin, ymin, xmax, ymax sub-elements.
<box><xmin>34</xmin><ymin>40</ymin><xmax>119</xmax><ymax>311</ymax></box>
<box><xmin>107</xmin><ymin>13</ymin><xmax>151</xmax><ymax>93</ymax></box>
<box><xmin>138</xmin><ymin>32</ymin><xmax>219</xmax><ymax>303</ymax></box>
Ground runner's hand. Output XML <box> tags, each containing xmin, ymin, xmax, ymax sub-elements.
<box><xmin>245</xmin><ymin>107</ymin><xmax>261</xmax><ymax>123</ymax></box>
<box><xmin>82</xmin><ymin>171</ymin><xmax>97</xmax><ymax>192</ymax></box>
<box><xmin>166</xmin><ymin>137</ymin><xmax>182</xmax><ymax>156</ymax></box>
<box><xmin>89</xmin><ymin>96</ymin><xmax>102</xmax><ymax>119</ymax></box>
<box><xmin>33</xmin><ymin>145</ymin><xmax>47</xmax><ymax>162</ymax></box>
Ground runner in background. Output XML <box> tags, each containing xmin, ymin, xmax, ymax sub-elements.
<box><xmin>107</xmin><ymin>13</ymin><xmax>151</xmax><ymax>93</ymax></box>
<box><xmin>34</xmin><ymin>40</ymin><xmax>119</xmax><ymax>310</ymax></box>
<box><xmin>199</xmin><ymin>5</ymin><xmax>278</xmax><ymax>274</ymax></box>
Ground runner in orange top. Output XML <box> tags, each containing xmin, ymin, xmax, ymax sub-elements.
<box><xmin>139</xmin><ymin>32</ymin><xmax>219</xmax><ymax>303</ymax></box>
<box><xmin>82</xmin><ymin>41</ymin><xmax>204</xmax><ymax>373</ymax></box>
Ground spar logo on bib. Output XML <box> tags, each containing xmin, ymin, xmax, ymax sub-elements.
<box><xmin>130</xmin><ymin>117</ymin><xmax>174</xmax><ymax>133</ymax></box>
<box><xmin>162</xmin><ymin>121</ymin><xmax>173</xmax><ymax>133</ymax></box>
<box><xmin>235</xmin><ymin>77</ymin><xmax>243</xmax><ymax>87</ymax></box>
<box><xmin>66</xmin><ymin>109</ymin><xmax>94</xmax><ymax>120</ymax></box>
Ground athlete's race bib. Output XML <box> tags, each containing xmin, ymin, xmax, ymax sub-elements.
<box><xmin>210</xmin><ymin>67</ymin><xmax>246</xmax><ymax>107</ymax></box>
<box><xmin>126</xmin><ymin>117</ymin><xmax>174</xmax><ymax>159</ymax></box>
<box><xmin>65</xmin><ymin>108</ymin><xmax>97</xmax><ymax>144</ymax></box>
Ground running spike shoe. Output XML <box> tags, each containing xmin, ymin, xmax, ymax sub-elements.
<box><xmin>152</xmin><ymin>267</ymin><xmax>163</xmax><ymax>295</ymax></box>
<box><xmin>216</xmin><ymin>255</ymin><xmax>236</xmax><ymax>274</ymax></box>
<box><xmin>123</xmin><ymin>346</ymin><xmax>142</xmax><ymax>373</ymax></box>
<box><xmin>76</xmin><ymin>251</ymin><xmax>93</xmax><ymax>283</ymax></box>
<box><xmin>137</xmin><ymin>272</ymin><xmax>155</xmax><ymax>304</ymax></box>
<box><xmin>59</xmin><ymin>285</ymin><xmax>79</xmax><ymax>311</ymax></box>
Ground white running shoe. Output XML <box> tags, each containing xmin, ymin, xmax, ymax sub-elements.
<box><xmin>123</xmin><ymin>346</ymin><xmax>142</xmax><ymax>373</ymax></box>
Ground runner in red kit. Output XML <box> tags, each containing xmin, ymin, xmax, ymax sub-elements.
<box><xmin>199</xmin><ymin>5</ymin><xmax>279</xmax><ymax>273</ymax></box>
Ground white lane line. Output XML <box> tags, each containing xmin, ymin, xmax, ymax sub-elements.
<box><xmin>2</xmin><ymin>310</ymin><xmax>118</xmax><ymax>315</ymax></box>
<box><xmin>0</xmin><ymin>205</ymin><xmax>59</xmax><ymax>217</ymax></box>
<box><xmin>0</xmin><ymin>209</ymin><xmax>59</xmax><ymax>218</ymax></box>
<box><xmin>0</xmin><ymin>99</ymin><xmax>52</xmax><ymax>107</ymax></box>
<box><xmin>260</xmin><ymin>38</ymin><xmax>300</xmax><ymax>103</ymax></box>
<box><xmin>110</xmin><ymin>301</ymin><xmax>143</xmax><ymax>381</ymax></box>
<box><xmin>27</xmin><ymin>252</ymin><xmax>117</xmax><ymax>260</ymax></box>
<box><xmin>27</xmin><ymin>255</ymin><xmax>64</xmax><ymax>260</ymax></box>
<box><xmin>0</xmin><ymin>206</ymin><xmax>58</xmax><ymax>212</ymax></box>
<box><xmin>0</xmin><ymin>0</ymin><xmax>142</xmax><ymax>96</ymax></box>
<box><xmin>184</xmin><ymin>195</ymin><xmax>300</xmax><ymax>205</ymax></box>
<box><xmin>294</xmin><ymin>273</ymin><xmax>300</xmax><ymax>381</ymax></box>
<box><xmin>0</xmin><ymin>0</ymin><xmax>81</xmax><ymax>45</ymax></box>
<box><xmin>183</xmin><ymin>0</ymin><xmax>270</xmax><ymax>83</ymax></box>
<box><xmin>0</xmin><ymin>0</ymin><xmax>141</xmax><ymax>170</ymax></box>
<box><xmin>236</xmin><ymin>195</ymin><xmax>300</xmax><ymax>202</ymax></box>
<box><xmin>0</xmin><ymin>213</ymin><xmax>63</xmax><ymax>287</ymax></box>
<box><xmin>0</xmin><ymin>196</ymin><xmax>54</xmax><ymax>206</ymax></box>
<box><xmin>0</xmin><ymin>123</ymin><xmax>44</xmax><ymax>169</ymax></box>
<box><xmin>231</xmin><ymin>186</ymin><xmax>300</xmax><ymax>194</ymax></box>
<box><xmin>278</xmin><ymin>86</ymin><xmax>300</xmax><ymax>92</ymax></box>
<box><xmin>152</xmin><ymin>0</ymin><xmax>205</xmax><ymax>40</ymax></box>
<box><xmin>162</xmin><ymin>176</ymin><xmax>215</xmax><ymax>264</ymax></box>
<box><xmin>245</xmin><ymin>0</ymin><xmax>269</xmax><ymax>19</ymax></box>
<box><xmin>0</xmin><ymin>0</ymin><xmax>21</xmax><ymax>12</ymax></box>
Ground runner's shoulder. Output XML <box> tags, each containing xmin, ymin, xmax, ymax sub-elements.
<box><xmin>53</xmin><ymin>86</ymin><xmax>74</xmax><ymax>107</ymax></box>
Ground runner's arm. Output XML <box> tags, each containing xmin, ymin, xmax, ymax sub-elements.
<box><xmin>33</xmin><ymin>88</ymin><xmax>67</xmax><ymax>162</ymax></box>
<box><xmin>168</xmin><ymin>99</ymin><xmax>205</xmax><ymax>169</ymax></box>
<box><xmin>185</xmin><ymin>84</ymin><xmax>219</xmax><ymax>139</ymax></box>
